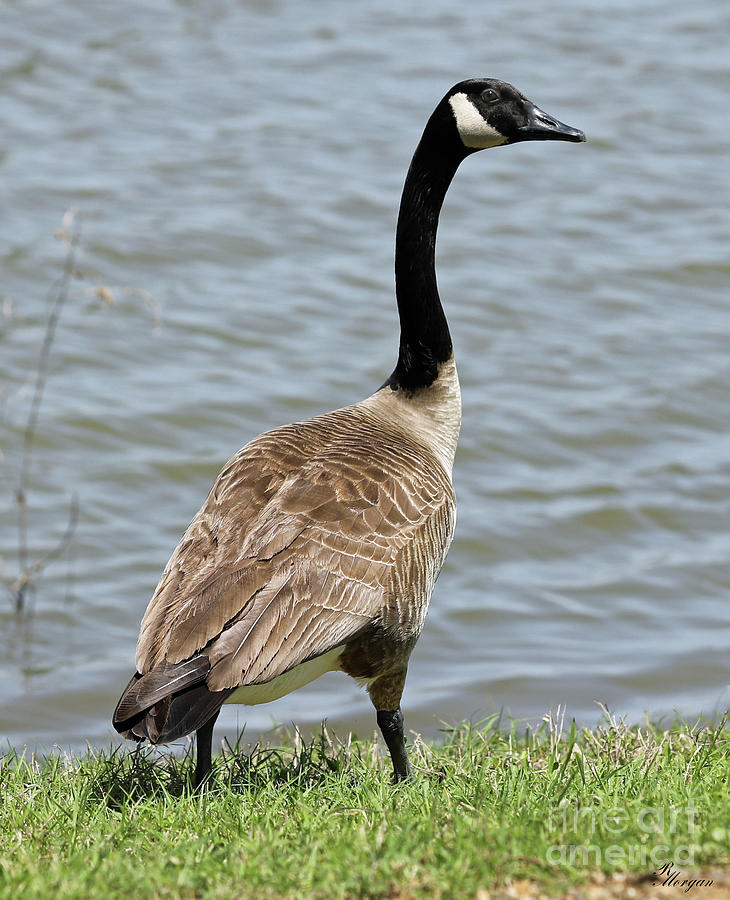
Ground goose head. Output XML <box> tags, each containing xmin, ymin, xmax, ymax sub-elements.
<box><xmin>444</xmin><ymin>78</ymin><xmax>585</xmax><ymax>151</ymax></box>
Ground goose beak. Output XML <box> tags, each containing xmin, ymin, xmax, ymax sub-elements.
<box><xmin>517</xmin><ymin>102</ymin><xmax>585</xmax><ymax>143</ymax></box>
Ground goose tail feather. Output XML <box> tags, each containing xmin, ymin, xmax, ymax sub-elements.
<box><xmin>112</xmin><ymin>657</ymin><xmax>233</xmax><ymax>744</ymax></box>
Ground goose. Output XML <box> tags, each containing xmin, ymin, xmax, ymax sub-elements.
<box><xmin>113</xmin><ymin>78</ymin><xmax>584</xmax><ymax>787</ymax></box>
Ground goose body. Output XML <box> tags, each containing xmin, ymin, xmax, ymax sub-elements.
<box><xmin>113</xmin><ymin>79</ymin><xmax>584</xmax><ymax>784</ymax></box>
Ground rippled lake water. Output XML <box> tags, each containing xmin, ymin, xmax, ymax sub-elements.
<box><xmin>1</xmin><ymin>0</ymin><xmax>729</xmax><ymax>753</ymax></box>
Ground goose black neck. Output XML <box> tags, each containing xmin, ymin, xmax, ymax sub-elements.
<box><xmin>388</xmin><ymin>113</ymin><xmax>469</xmax><ymax>393</ymax></box>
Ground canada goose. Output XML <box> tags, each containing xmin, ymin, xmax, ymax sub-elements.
<box><xmin>113</xmin><ymin>79</ymin><xmax>584</xmax><ymax>786</ymax></box>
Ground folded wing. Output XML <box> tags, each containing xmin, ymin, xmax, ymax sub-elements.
<box><xmin>115</xmin><ymin>406</ymin><xmax>454</xmax><ymax>740</ymax></box>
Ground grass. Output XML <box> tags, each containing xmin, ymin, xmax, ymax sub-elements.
<box><xmin>1</xmin><ymin>710</ymin><xmax>729</xmax><ymax>899</ymax></box>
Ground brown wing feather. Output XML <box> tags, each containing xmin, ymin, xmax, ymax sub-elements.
<box><xmin>135</xmin><ymin>404</ymin><xmax>454</xmax><ymax>691</ymax></box>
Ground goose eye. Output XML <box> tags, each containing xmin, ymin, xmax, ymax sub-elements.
<box><xmin>480</xmin><ymin>88</ymin><xmax>499</xmax><ymax>103</ymax></box>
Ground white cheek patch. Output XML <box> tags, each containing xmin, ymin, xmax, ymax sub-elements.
<box><xmin>449</xmin><ymin>92</ymin><xmax>507</xmax><ymax>149</ymax></box>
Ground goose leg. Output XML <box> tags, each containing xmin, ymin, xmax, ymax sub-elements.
<box><xmin>376</xmin><ymin>708</ymin><xmax>413</xmax><ymax>782</ymax></box>
<box><xmin>193</xmin><ymin>712</ymin><xmax>219</xmax><ymax>789</ymax></box>
<box><xmin>369</xmin><ymin>668</ymin><xmax>413</xmax><ymax>782</ymax></box>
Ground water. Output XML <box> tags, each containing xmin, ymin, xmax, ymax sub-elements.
<box><xmin>1</xmin><ymin>0</ymin><xmax>729</xmax><ymax>753</ymax></box>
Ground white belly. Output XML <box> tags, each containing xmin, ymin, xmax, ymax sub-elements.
<box><xmin>225</xmin><ymin>646</ymin><xmax>344</xmax><ymax>706</ymax></box>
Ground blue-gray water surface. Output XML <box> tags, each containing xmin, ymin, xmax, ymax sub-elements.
<box><xmin>1</xmin><ymin>0</ymin><xmax>729</xmax><ymax>753</ymax></box>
